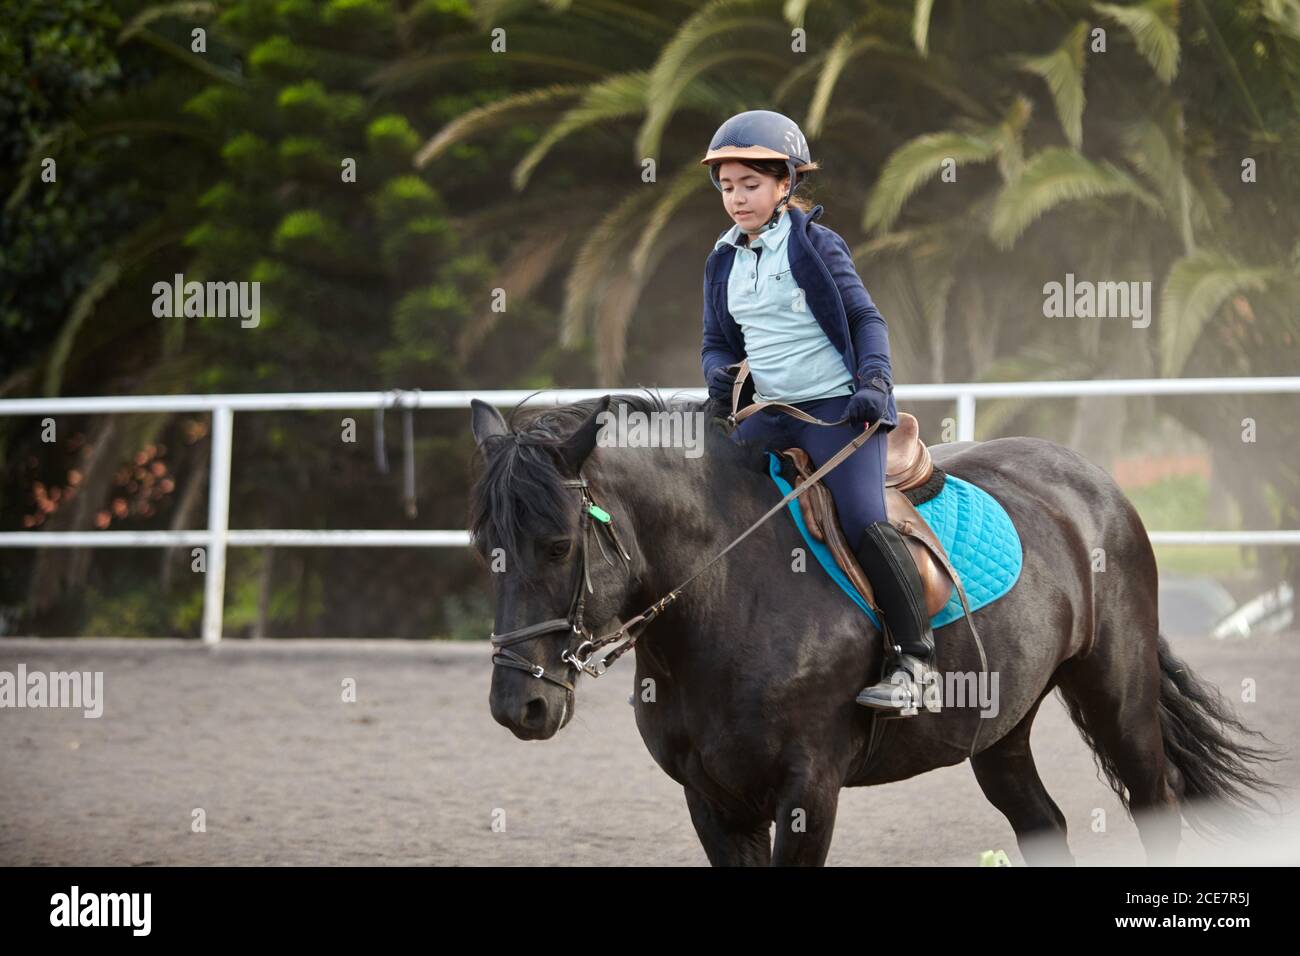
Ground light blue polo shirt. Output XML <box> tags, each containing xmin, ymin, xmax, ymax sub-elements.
<box><xmin>714</xmin><ymin>209</ymin><xmax>855</xmax><ymax>404</ymax></box>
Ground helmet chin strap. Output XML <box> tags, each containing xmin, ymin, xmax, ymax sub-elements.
<box><xmin>756</xmin><ymin>195</ymin><xmax>789</xmax><ymax>233</ymax></box>
<box><xmin>755</xmin><ymin>159</ymin><xmax>798</xmax><ymax>233</ymax></box>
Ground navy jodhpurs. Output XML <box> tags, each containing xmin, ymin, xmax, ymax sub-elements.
<box><xmin>731</xmin><ymin>394</ymin><xmax>888</xmax><ymax>554</ymax></box>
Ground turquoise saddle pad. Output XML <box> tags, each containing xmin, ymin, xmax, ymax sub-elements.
<box><xmin>766</xmin><ymin>451</ymin><xmax>1023</xmax><ymax>629</ymax></box>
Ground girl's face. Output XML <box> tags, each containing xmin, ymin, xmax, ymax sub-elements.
<box><xmin>716</xmin><ymin>161</ymin><xmax>789</xmax><ymax>230</ymax></box>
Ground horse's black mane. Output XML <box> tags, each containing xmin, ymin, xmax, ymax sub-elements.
<box><xmin>468</xmin><ymin>388</ymin><xmax>772</xmax><ymax>572</ymax></box>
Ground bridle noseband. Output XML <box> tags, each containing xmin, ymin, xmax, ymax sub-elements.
<box><xmin>488</xmin><ymin>477</ymin><xmax>644</xmax><ymax>693</ymax></box>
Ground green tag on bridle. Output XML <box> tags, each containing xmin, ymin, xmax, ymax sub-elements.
<box><xmin>587</xmin><ymin>503</ymin><xmax>612</xmax><ymax>523</ymax></box>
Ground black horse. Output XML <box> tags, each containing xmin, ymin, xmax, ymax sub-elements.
<box><xmin>469</xmin><ymin>391</ymin><xmax>1277</xmax><ymax>866</ymax></box>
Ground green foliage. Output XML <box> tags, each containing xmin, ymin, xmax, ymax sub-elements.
<box><xmin>277</xmin><ymin>80</ymin><xmax>364</xmax><ymax>130</ymax></box>
<box><xmin>248</xmin><ymin>35</ymin><xmax>318</xmax><ymax>80</ymax></box>
<box><xmin>1158</xmin><ymin>251</ymin><xmax>1278</xmax><ymax>376</ymax></box>
<box><xmin>322</xmin><ymin>0</ymin><xmax>395</xmax><ymax>35</ymax></box>
<box><xmin>1094</xmin><ymin>0</ymin><xmax>1182</xmax><ymax>83</ymax></box>
<box><xmin>272</xmin><ymin>209</ymin><xmax>349</xmax><ymax>263</ymax></box>
<box><xmin>988</xmin><ymin>147</ymin><xmax>1160</xmax><ymax>248</ymax></box>
<box><xmin>367</xmin><ymin>114</ymin><xmax>420</xmax><ymax>162</ymax></box>
<box><xmin>1014</xmin><ymin>21</ymin><xmax>1088</xmax><ymax>148</ymax></box>
<box><xmin>0</xmin><ymin>0</ymin><xmax>128</xmax><ymax>380</ymax></box>
<box><xmin>1</xmin><ymin>0</ymin><xmax>541</xmax><ymax>637</ymax></box>
<box><xmin>1129</xmin><ymin>474</ymin><xmax>1249</xmax><ymax>575</ymax></box>
<box><xmin>220</xmin><ymin>129</ymin><xmax>273</xmax><ymax>172</ymax></box>
<box><xmin>864</xmin><ymin>130</ymin><xmax>1000</xmax><ymax>233</ymax></box>
<box><xmin>7</xmin><ymin>0</ymin><xmax>1300</xmax><ymax>635</ymax></box>
<box><xmin>371</xmin><ymin>174</ymin><xmax>445</xmax><ymax>224</ymax></box>
<box><xmin>1126</xmin><ymin>473</ymin><xmax>1212</xmax><ymax>532</ymax></box>
<box><xmin>83</xmin><ymin>583</ymin><xmax>182</xmax><ymax>637</ymax></box>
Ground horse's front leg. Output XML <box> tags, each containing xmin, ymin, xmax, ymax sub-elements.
<box><xmin>770</xmin><ymin>771</ymin><xmax>841</xmax><ymax>866</ymax></box>
<box><xmin>684</xmin><ymin>786</ymin><xmax>772</xmax><ymax>866</ymax></box>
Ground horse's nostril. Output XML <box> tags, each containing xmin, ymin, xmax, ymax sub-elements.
<box><xmin>523</xmin><ymin>697</ymin><xmax>547</xmax><ymax>727</ymax></box>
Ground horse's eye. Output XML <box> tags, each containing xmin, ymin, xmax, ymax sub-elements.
<box><xmin>545</xmin><ymin>539</ymin><xmax>572</xmax><ymax>562</ymax></box>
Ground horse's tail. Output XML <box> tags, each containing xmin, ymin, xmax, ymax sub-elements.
<box><xmin>1153</xmin><ymin>634</ymin><xmax>1283</xmax><ymax>837</ymax></box>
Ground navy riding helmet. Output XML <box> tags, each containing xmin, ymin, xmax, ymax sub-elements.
<box><xmin>700</xmin><ymin>110</ymin><xmax>817</xmax><ymax>233</ymax></box>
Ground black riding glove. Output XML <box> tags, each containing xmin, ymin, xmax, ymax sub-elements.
<box><xmin>844</xmin><ymin>377</ymin><xmax>891</xmax><ymax>427</ymax></box>
<box><xmin>706</xmin><ymin>365</ymin><xmax>739</xmax><ymax>401</ymax></box>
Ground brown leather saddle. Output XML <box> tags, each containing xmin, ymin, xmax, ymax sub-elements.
<box><xmin>776</xmin><ymin>413</ymin><xmax>954</xmax><ymax>617</ymax></box>
<box><xmin>723</xmin><ymin>358</ymin><xmax>959</xmax><ymax>619</ymax></box>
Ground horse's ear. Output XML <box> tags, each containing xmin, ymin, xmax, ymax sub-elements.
<box><xmin>470</xmin><ymin>398</ymin><xmax>509</xmax><ymax>448</ymax></box>
<box><xmin>555</xmin><ymin>395</ymin><xmax>612</xmax><ymax>474</ymax></box>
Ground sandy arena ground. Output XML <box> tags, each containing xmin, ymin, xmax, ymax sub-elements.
<box><xmin>1</xmin><ymin>634</ymin><xmax>1297</xmax><ymax>866</ymax></box>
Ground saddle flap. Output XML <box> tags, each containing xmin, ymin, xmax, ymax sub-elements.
<box><xmin>886</xmin><ymin>490</ymin><xmax>955</xmax><ymax>617</ymax></box>
<box><xmin>779</xmin><ymin>446</ymin><xmax>953</xmax><ymax>618</ymax></box>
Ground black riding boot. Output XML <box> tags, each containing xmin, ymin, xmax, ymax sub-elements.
<box><xmin>853</xmin><ymin>520</ymin><xmax>941</xmax><ymax>716</ymax></box>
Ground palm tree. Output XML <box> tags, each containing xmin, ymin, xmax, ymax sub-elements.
<box><xmin>413</xmin><ymin>0</ymin><xmax>1296</xmax><ymax>390</ymax></box>
<box><xmin>411</xmin><ymin>0</ymin><xmax>1299</xmax><ymax>595</ymax></box>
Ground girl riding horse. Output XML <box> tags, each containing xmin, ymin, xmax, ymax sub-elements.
<box><xmin>699</xmin><ymin>109</ymin><xmax>931</xmax><ymax>716</ymax></box>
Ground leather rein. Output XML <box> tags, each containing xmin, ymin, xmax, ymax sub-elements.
<box><xmin>488</xmin><ymin>365</ymin><xmax>881</xmax><ymax>691</ymax></box>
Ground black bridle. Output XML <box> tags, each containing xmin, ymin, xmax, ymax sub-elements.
<box><xmin>488</xmin><ymin>477</ymin><xmax>641</xmax><ymax>693</ymax></box>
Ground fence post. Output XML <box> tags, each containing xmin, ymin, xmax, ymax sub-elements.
<box><xmin>957</xmin><ymin>392</ymin><xmax>977</xmax><ymax>443</ymax></box>
<box><xmin>202</xmin><ymin>406</ymin><xmax>234</xmax><ymax>644</ymax></box>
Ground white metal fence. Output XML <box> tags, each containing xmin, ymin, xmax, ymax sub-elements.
<box><xmin>2</xmin><ymin>377</ymin><xmax>1298</xmax><ymax>642</ymax></box>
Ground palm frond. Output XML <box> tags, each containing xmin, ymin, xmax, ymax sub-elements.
<box><xmin>371</xmin><ymin>50</ymin><xmax>605</xmax><ymax>94</ymax></box>
<box><xmin>993</xmin><ymin>95</ymin><xmax>1033</xmax><ymax>181</ymax></box>
<box><xmin>577</xmin><ymin>0</ymin><xmax>678</xmax><ymax>35</ymax></box>
<box><xmin>638</xmin><ymin>44</ymin><xmax>789</xmax><ymax>161</ymax></box>
<box><xmin>1158</xmin><ymin>251</ymin><xmax>1277</xmax><ymax>376</ymax></box>
<box><xmin>560</xmin><ymin>189</ymin><xmax>660</xmax><ymax>348</ymax></box>
<box><xmin>864</xmin><ymin>130</ymin><xmax>999</xmax><ymax>233</ymax></box>
<box><xmin>513</xmin><ymin>72</ymin><xmax>654</xmax><ymax>189</ymax></box>
<box><xmin>5</xmin><ymin>123</ymin><xmax>77</xmax><ymax>214</ymax></box>
<box><xmin>854</xmin><ymin>212</ymin><xmax>983</xmax><ymax>265</ymax></box>
<box><xmin>639</xmin><ymin>0</ymin><xmax>787</xmax><ymax>157</ymax></box>
<box><xmin>118</xmin><ymin>1</ymin><xmax>216</xmax><ymax>42</ymax></box>
<box><xmin>565</xmin><ymin>202</ymin><xmax>703</xmax><ymax>385</ymax></box>
<box><xmin>1121</xmin><ymin>107</ymin><xmax>1210</xmax><ymax>251</ymax></box>
<box><xmin>8</xmin><ymin>77</ymin><xmax>214</xmax><ymax>214</ymax></box>
<box><xmin>783</xmin><ymin>0</ymin><xmax>814</xmax><ymax>25</ymax></box>
<box><xmin>121</xmin><ymin>29</ymin><xmax>245</xmax><ymax>85</ymax></box>
<box><xmin>971</xmin><ymin>354</ymin><xmax>1101</xmax><ymax>438</ymax></box>
<box><xmin>458</xmin><ymin>225</ymin><xmax>578</xmax><ymax>361</ymax></box>
<box><xmin>861</xmin><ymin>46</ymin><xmax>993</xmax><ymax>120</ymax></box>
<box><xmin>467</xmin><ymin>0</ymin><xmax>539</xmax><ymax>31</ymax></box>
<box><xmin>1261</xmin><ymin>0</ymin><xmax>1300</xmax><ymax>42</ymax></box>
<box><xmin>1188</xmin><ymin>0</ymin><xmax>1264</xmax><ymax>126</ymax></box>
<box><xmin>1093</xmin><ymin>0</ymin><xmax>1181</xmax><ymax>83</ymax></box>
<box><xmin>43</xmin><ymin>222</ymin><xmax>190</xmax><ymax>396</ymax></box>
<box><xmin>645</xmin><ymin>0</ymin><xmax>775</xmax><ymax>104</ymax></box>
<box><xmin>596</xmin><ymin>213</ymin><xmax>704</xmax><ymax>384</ymax></box>
<box><xmin>1012</xmin><ymin>21</ymin><xmax>1088</xmax><ymax>148</ymax></box>
<box><xmin>413</xmin><ymin>83</ymin><xmax>585</xmax><ymax>167</ymax></box>
<box><xmin>771</xmin><ymin>51</ymin><xmax>824</xmax><ymax>104</ymax></box>
<box><xmin>806</xmin><ymin>32</ymin><xmax>889</xmax><ymax>137</ymax></box>
<box><xmin>628</xmin><ymin>160</ymin><xmax>708</xmax><ymax>277</ymax></box>
<box><xmin>44</xmin><ymin>261</ymin><xmax>122</xmax><ymax>398</ymax></box>
<box><xmin>988</xmin><ymin>147</ymin><xmax>1159</xmax><ymax>248</ymax></box>
<box><xmin>913</xmin><ymin>0</ymin><xmax>937</xmax><ymax>55</ymax></box>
